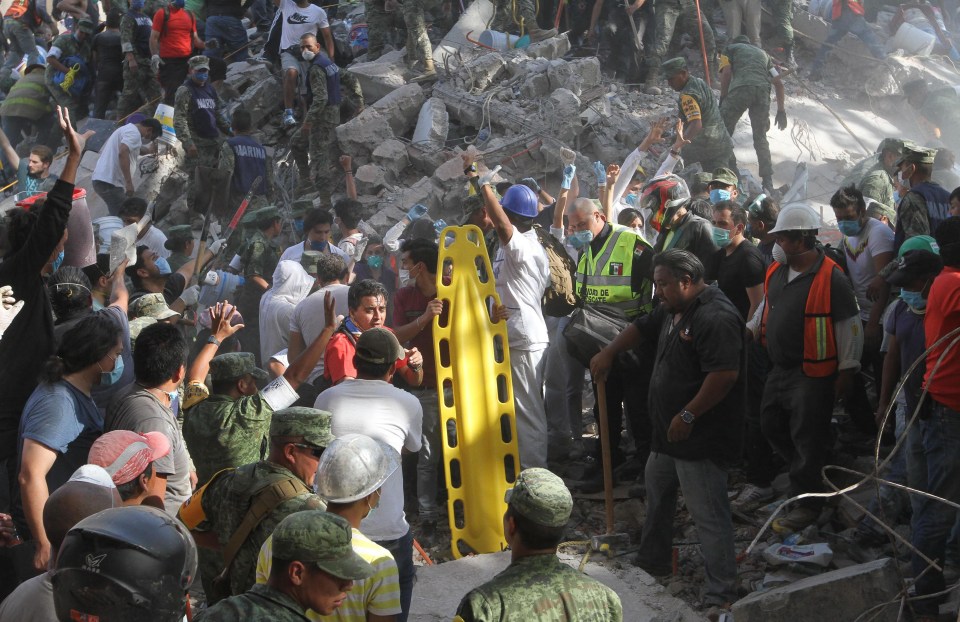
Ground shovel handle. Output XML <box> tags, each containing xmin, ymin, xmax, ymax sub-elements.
<box><xmin>596</xmin><ymin>379</ymin><xmax>615</xmax><ymax>536</ymax></box>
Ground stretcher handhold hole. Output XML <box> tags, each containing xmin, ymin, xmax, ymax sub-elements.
<box><xmin>442</xmin><ymin>378</ymin><xmax>454</xmax><ymax>408</ymax></box>
<box><xmin>445</xmin><ymin>417</ymin><xmax>458</xmax><ymax>448</ymax></box>
<box><xmin>475</xmin><ymin>256</ymin><xmax>488</xmax><ymax>283</ymax></box>
<box><xmin>493</xmin><ymin>335</ymin><xmax>504</xmax><ymax>363</ymax></box>
<box><xmin>453</xmin><ymin>501</ymin><xmax>466</xmax><ymax>530</ymax></box>
<box><xmin>450</xmin><ymin>458</ymin><xmax>462</xmax><ymax>488</ymax></box>
<box><xmin>504</xmin><ymin>454</ymin><xmax>516</xmax><ymax>483</ymax></box>
<box><xmin>496</xmin><ymin>374</ymin><xmax>508</xmax><ymax>404</ymax></box>
<box><xmin>499</xmin><ymin>413</ymin><xmax>512</xmax><ymax>444</ymax></box>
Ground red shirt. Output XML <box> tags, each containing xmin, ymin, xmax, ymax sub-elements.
<box><xmin>393</xmin><ymin>286</ymin><xmax>443</xmax><ymax>389</ymax></box>
<box><xmin>324</xmin><ymin>327</ymin><xmax>408</xmax><ymax>385</ymax></box>
<box><xmin>152</xmin><ymin>7</ymin><xmax>196</xmax><ymax>58</ymax></box>
<box><xmin>924</xmin><ymin>266</ymin><xmax>960</xmax><ymax>411</ymax></box>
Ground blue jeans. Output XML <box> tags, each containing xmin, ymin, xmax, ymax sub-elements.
<box><xmin>811</xmin><ymin>8</ymin><xmax>885</xmax><ymax>71</ymax></box>
<box><xmin>204</xmin><ymin>15</ymin><xmax>249</xmax><ymax>61</ymax></box>
<box><xmin>637</xmin><ymin>452</ymin><xmax>738</xmax><ymax>606</ymax></box>
<box><xmin>907</xmin><ymin>401</ymin><xmax>960</xmax><ymax>614</ymax></box>
<box><xmin>1</xmin><ymin>21</ymin><xmax>41</xmax><ymax>81</ymax></box>
<box><xmin>375</xmin><ymin>528</ymin><xmax>415</xmax><ymax>622</ymax></box>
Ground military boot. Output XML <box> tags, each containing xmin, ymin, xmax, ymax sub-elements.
<box><xmin>643</xmin><ymin>67</ymin><xmax>661</xmax><ymax>95</ymax></box>
<box><xmin>529</xmin><ymin>26</ymin><xmax>558</xmax><ymax>42</ymax></box>
<box><xmin>410</xmin><ymin>58</ymin><xmax>437</xmax><ymax>83</ymax></box>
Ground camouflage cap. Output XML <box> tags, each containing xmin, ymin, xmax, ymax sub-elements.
<box><xmin>458</xmin><ymin>194</ymin><xmax>484</xmax><ymax>226</ymax></box>
<box><xmin>240</xmin><ymin>210</ymin><xmax>259</xmax><ymax>228</ymax></box>
<box><xmin>209</xmin><ymin>352</ymin><xmax>269</xmax><ymax>383</ymax></box>
<box><xmin>189</xmin><ymin>55</ymin><xmax>210</xmax><ymax>71</ymax></box>
<box><xmin>865</xmin><ymin>200</ymin><xmax>897</xmax><ymax>227</ymax></box>
<box><xmin>166</xmin><ymin>225</ymin><xmax>193</xmax><ymax>242</ymax></box>
<box><xmin>504</xmin><ymin>467</ymin><xmax>573</xmax><ymax>528</ymax></box>
<box><xmin>272</xmin><ymin>511</ymin><xmax>374</xmax><ymax>580</ymax></box>
<box><xmin>130</xmin><ymin>292</ymin><xmax>180</xmax><ymax>321</ymax></box>
<box><xmin>300</xmin><ymin>250</ymin><xmax>321</xmax><ymax>276</ymax></box>
<box><xmin>270</xmin><ymin>407</ymin><xmax>335</xmax><ymax>448</ymax></box>
<box><xmin>876</xmin><ymin>137</ymin><xmax>904</xmax><ymax>156</ymax></box>
<box><xmin>896</xmin><ymin>143</ymin><xmax>937</xmax><ymax>166</ymax></box>
<box><xmin>355</xmin><ymin>328</ymin><xmax>404</xmax><ymax>365</ymax></box>
<box><xmin>709</xmin><ymin>167</ymin><xmax>739</xmax><ymax>188</ymax></box>
<box><xmin>77</xmin><ymin>18</ymin><xmax>95</xmax><ymax>34</ymax></box>
<box><xmin>291</xmin><ymin>199</ymin><xmax>314</xmax><ymax>219</ymax></box>
<box><xmin>255</xmin><ymin>206</ymin><xmax>281</xmax><ymax>227</ymax></box>
<box><xmin>129</xmin><ymin>316</ymin><xmax>157</xmax><ymax>342</ymax></box>
<box><xmin>660</xmin><ymin>57</ymin><xmax>687</xmax><ymax>76</ymax></box>
<box><xmin>691</xmin><ymin>171</ymin><xmax>714</xmax><ymax>194</ymax></box>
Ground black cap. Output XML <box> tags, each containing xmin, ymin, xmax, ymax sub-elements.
<box><xmin>886</xmin><ymin>250</ymin><xmax>943</xmax><ymax>286</ymax></box>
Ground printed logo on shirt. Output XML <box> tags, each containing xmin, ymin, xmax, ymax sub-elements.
<box><xmin>287</xmin><ymin>12</ymin><xmax>312</xmax><ymax>23</ymax></box>
<box><xmin>84</xmin><ymin>553</ymin><xmax>107</xmax><ymax>572</ymax></box>
<box><xmin>609</xmin><ymin>262</ymin><xmax>623</xmax><ymax>276</ymax></box>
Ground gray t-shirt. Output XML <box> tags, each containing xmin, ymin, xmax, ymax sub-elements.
<box><xmin>105</xmin><ymin>384</ymin><xmax>191</xmax><ymax>515</ymax></box>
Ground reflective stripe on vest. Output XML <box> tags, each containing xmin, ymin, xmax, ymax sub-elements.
<box><xmin>575</xmin><ymin>225</ymin><xmax>650</xmax><ymax>317</ymax></box>
<box><xmin>760</xmin><ymin>256</ymin><xmax>839</xmax><ymax>377</ymax></box>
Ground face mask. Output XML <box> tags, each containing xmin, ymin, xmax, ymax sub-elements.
<box><xmin>893</xmin><ymin>191</ymin><xmax>901</xmax><ymax>205</ymax></box>
<box><xmin>400</xmin><ymin>267</ymin><xmax>417</xmax><ymax>286</ymax></box>
<box><xmin>301</xmin><ymin>50</ymin><xmax>316</xmax><ymax>61</ymax></box>
<box><xmin>709</xmin><ymin>188</ymin><xmax>732</xmax><ymax>203</ymax></box>
<box><xmin>155</xmin><ymin>256</ymin><xmax>172</xmax><ymax>276</ymax></box>
<box><xmin>293</xmin><ymin>219</ymin><xmax>304</xmax><ymax>235</ymax></box>
<box><xmin>165</xmin><ymin>389</ymin><xmax>179</xmax><ymax>408</ymax></box>
<box><xmin>898</xmin><ymin>170</ymin><xmax>912</xmax><ymax>190</ymax></box>
<box><xmin>631</xmin><ymin>227</ymin><xmax>644</xmax><ymax>237</ymax></box>
<box><xmin>194</xmin><ymin>70</ymin><xmax>209</xmax><ymax>82</ymax></box>
<box><xmin>51</xmin><ymin>250</ymin><xmax>64</xmax><ymax>273</ymax></box>
<box><xmin>712</xmin><ymin>227</ymin><xmax>731</xmax><ymax>247</ymax></box>
<box><xmin>568</xmin><ymin>229</ymin><xmax>594</xmax><ymax>249</ymax></box>
<box><xmin>309</xmin><ymin>240</ymin><xmax>328</xmax><ymax>252</ymax></box>
<box><xmin>772</xmin><ymin>242</ymin><xmax>788</xmax><ymax>264</ymax></box>
<box><xmin>901</xmin><ymin>289</ymin><xmax>927</xmax><ymax>310</ymax></box>
<box><xmin>625</xmin><ymin>193</ymin><xmax>638</xmax><ymax>207</ymax></box>
<box><xmin>837</xmin><ymin>219</ymin><xmax>864</xmax><ymax>237</ymax></box>
<box><xmin>366</xmin><ymin>255</ymin><xmax>384</xmax><ymax>269</ymax></box>
<box><xmin>92</xmin><ymin>298</ymin><xmax>105</xmax><ymax>311</ymax></box>
<box><xmin>99</xmin><ymin>354</ymin><xmax>124</xmax><ymax>386</ymax></box>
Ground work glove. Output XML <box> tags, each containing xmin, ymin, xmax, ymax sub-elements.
<box><xmin>561</xmin><ymin>165</ymin><xmax>576</xmax><ymax>190</ymax></box>
<box><xmin>178</xmin><ymin>284</ymin><xmax>200</xmax><ymax>307</ymax></box>
<box><xmin>775</xmin><ymin>109</ymin><xmax>788</xmax><ymax>131</ymax></box>
<box><xmin>151</xmin><ymin>54</ymin><xmax>162</xmax><ymax>74</ymax></box>
<box><xmin>560</xmin><ymin>147</ymin><xmax>576</xmax><ymax>166</ymax></box>
<box><xmin>202</xmin><ymin>271</ymin><xmax>220</xmax><ymax>286</ymax></box>
<box><xmin>207</xmin><ymin>238</ymin><xmax>226</xmax><ymax>255</ymax></box>
<box><xmin>406</xmin><ymin>203</ymin><xmax>428</xmax><ymax>221</ymax></box>
<box><xmin>0</xmin><ymin>286</ymin><xmax>23</xmax><ymax>341</ymax></box>
<box><xmin>593</xmin><ymin>161</ymin><xmax>606</xmax><ymax>186</ymax></box>
<box><xmin>479</xmin><ymin>165</ymin><xmax>502</xmax><ymax>187</ymax></box>
<box><xmin>521</xmin><ymin>177</ymin><xmax>541</xmax><ymax>193</ymax></box>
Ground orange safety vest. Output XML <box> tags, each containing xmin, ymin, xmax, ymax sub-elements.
<box><xmin>760</xmin><ymin>256</ymin><xmax>840</xmax><ymax>377</ymax></box>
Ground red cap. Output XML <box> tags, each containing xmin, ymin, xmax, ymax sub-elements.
<box><xmin>88</xmin><ymin>430</ymin><xmax>171</xmax><ymax>485</ymax></box>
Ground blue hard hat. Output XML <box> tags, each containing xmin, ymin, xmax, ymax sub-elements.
<box><xmin>500</xmin><ymin>185</ymin><xmax>539</xmax><ymax>219</ymax></box>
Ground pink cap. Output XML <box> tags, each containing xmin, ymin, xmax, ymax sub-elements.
<box><xmin>88</xmin><ymin>430</ymin><xmax>171</xmax><ymax>485</ymax></box>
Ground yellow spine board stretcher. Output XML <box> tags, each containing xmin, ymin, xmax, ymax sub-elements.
<box><xmin>434</xmin><ymin>225</ymin><xmax>520</xmax><ymax>560</ymax></box>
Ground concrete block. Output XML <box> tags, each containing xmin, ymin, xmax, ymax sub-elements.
<box><xmin>382</xmin><ymin>176</ymin><xmax>443</xmax><ymax>215</ymax></box>
<box><xmin>238</xmin><ymin>75</ymin><xmax>283</xmax><ymax>127</ymax></box>
<box><xmin>520</xmin><ymin>72</ymin><xmax>550</xmax><ymax>99</ymax></box>
<box><xmin>433</xmin><ymin>155</ymin><xmax>466</xmax><ymax>184</ymax></box>
<box><xmin>463</xmin><ymin>52</ymin><xmax>507</xmax><ymax>91</ymax></box>
<box><xmin>731</xmin><ymin>557</ymin><xmax>900</xmax><ymax>622</ymax></box>
<box><xmin>372</xmin><ymin>139</ymin><xmax>410</xmax><ymax>178</ymax></box>
<box><xmin>543</xmin><ymin>88</ymin><xmax>582</xmax><ymax>143</ymax></box>
<box><xmin>365</xmin><ymin>202</ymin><xmax>407</xmax><ymax>231</ymax></box>
<box><xmin>408</xmin><ymin>143</ymin><xmax>454</xmax><ymax>176</ymax></box>
<box><xmin>371</xmin><ymin>83</ymin><xmax>425</xmax><ymax>137</ymax></box>
<box><xmin>336</xmin><ymin>110</ymin><xmax>395</xmax><ymax>159</ymax></box>
<box><xmin>523</xmin><ymin>33</ymin><xmax>571</xmax><ymax>60</ymax></box>
<box><xmin>224</xmin><ymin>60</ymin><xmax>273</xmax><ymax>92</ymax></box>
<box><xmin>354</xmin><ymin>163</ymin><xmax>389</xmax><ymax>194</ymax></box>
<box><xmin>348</xmin><ymin>50</ymin><xmax>409</xmax><ymax>104</ymax></box>
<box><xmin>412</xmin><ymin>97</ymin><xmax>449</xmax><ymax>147</ymax></box>
<box><xmin>546</xmin><ymin>56</ymin><xmax>601</xmax><ymax>96</ymax></box>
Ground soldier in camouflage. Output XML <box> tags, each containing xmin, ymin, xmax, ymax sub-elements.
<box><xmin>455</xmin><ymin>468</ymin><xmax>623</xmax><ymax>621</ymax></box>
<box><xmin>236</xmin><ymin>206</ymin><xmax>283</xmax><ymax>363</ymax></box>
<box><xmin>719</xmin><ymin>36</ymin><xmax>786</xmax><ymax>194</ymax></box>
<box><xmin>642</xmin><ymin>0</ymin><xmax>717</xmax><ymax>95</ymax></box>
<box><xmin>129</xmin><ymin>291</ymin><xmax>182</xmax><ymax>323</ymax></box>
<box><xmin>174</xmin><ymin>55</ymin><xmax>228</xmax><ymax>211</ymax></box>
<box><xmin>44</xmin><ymin>19</ymin><xmax>95</xmax><ymax>120</ymax></box>
<box><xmin>663</xmin><ymin>58</ymin><xmax>737</xmax><ymax>175</ymax></box>
<box><xmin>219</xmin><ymin>107</ymin><xmax>273</xmax><ymax>211</ymax></box>
<box><xmin>489</xmin><ymin>0</ymin><xmax>557</xmax><ymax>42</ymax></box>
<box><xmin>364</xmin><ymin>0</ymin><xmax>395</xmax><ymax>61</ymax></box>
<box><xmin>118</xmin><ymin>0</ymin><xmax>162</xmax><ymax>118</ymax></box>
<box><xmin>770</xmin><ymin>0</ymin><xmax>796</xmax><ymax>67</ymax></box>
<box><xmin>196</xmin><ymin>510</ymin><xmax>374</xmax><ymax>621</ymax></box>
<box><xmin>856</xmin><ymin>138</ymin><xmax>901</xmax><ymax>217</ymax></box>
<box><xmin>178</xmin><ymin>407</ymin><xmax>336</xmax><ymax>601</ymax></box>
<box><xmin>290</xmin><ymin>33</ymin><xmax>340</xmax><ymax>208</ymax></box>
<box><xmin>905</xmin><ymin>80</ymin><xmax>960</xmax><ymax>155</ymax></box>
<box><xmin>893</xmin><ymin>144</ymin><xmax>952</xmax><ymax>252</ymax></box>
<box><xmin>402</xmin><ymin>0</ymin><xmax>441</xmax><ymax>80</ymax></box>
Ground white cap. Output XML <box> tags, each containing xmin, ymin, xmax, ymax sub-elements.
<box><xmin>69</xmin><ymin>464</ymin><xmax>118</xmax><ymax>490</ymax></box>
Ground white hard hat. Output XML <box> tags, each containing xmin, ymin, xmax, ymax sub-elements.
<box><xmin>313</xmin><ymin>434</ymin><xmax>400</xmax><ymax>503</ymax></box>
<box><xmin>769</xmin><ymin>202</ymin><xmax>821</xmax><ymax>233</ymax></box>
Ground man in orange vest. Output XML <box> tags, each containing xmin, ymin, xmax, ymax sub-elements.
<box><xmin>748</xmin><ymin>203</ymin><xmax>863</xmax><ymax>534</ymax></box>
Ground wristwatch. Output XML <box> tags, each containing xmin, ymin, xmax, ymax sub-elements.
<box><xmin>207</xmin><ymin>336</ymin><xmax>221</xmax><ymax>346</ymax></box>
<box><xmin>680</xmin><ymin>410</ymin><xmax>696</xmax><ymax>425</ymax></box>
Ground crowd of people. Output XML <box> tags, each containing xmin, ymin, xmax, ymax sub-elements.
<box><xmin>0</xmin><ymin>0</ymin><xmax>955</xmax><ymax>619</ymax></box>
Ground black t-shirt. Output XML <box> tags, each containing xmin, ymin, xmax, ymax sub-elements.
<box><xmin>93</xmin><ymin>30</ymin><xmax>123</xmax><ymax>82</ymax></box>
<box><xmin>707</xmin><ymin>240</ymin><xmax>766</xmax><ymax>321</ymax></box>
<box><xmin>634</xmin><ymin>286</ymin><xmax>746</xmax><ymax>463</ymax></box>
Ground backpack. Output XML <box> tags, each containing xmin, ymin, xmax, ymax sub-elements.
<box><xmin>532</xmin><ymin>224</ymin><xmax>579</xmax><ymax>317</ymax></box>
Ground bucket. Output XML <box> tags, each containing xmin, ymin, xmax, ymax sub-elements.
<box><xmin>891</xmin><ymin>22</ymin><xmax>936</xmax><ymax>56</ymax></box>
<box><xmin>19</xmin><ymin>188</ymin><xmax>95</xmax><ymax>266</ymax></box>
<box><xmin>154</xmin><ymin>103</ymin><xmax>178</xmax><ymax>146</ymax></box>
<box><xmin>478</xmin><ymin>30</ymin><xmax>520</xmax><ymax>50</ymax></box>
<box><xmin>92</xmin><ymin>216</ymin><xmax>123</xmax><ymax>256</ymax></box>
<box><xmin>198</xmin><ymin>270</ymin><xmax>245</xmax><ymax>308</ymax></box>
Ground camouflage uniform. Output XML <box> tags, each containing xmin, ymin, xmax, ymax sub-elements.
<box><xmin>644</xmin><ymin>0</ymin><xmax>718</xmax><ymax>87</ymax></box>
<box><xmin>45</xmin><ymin>27</ymin><xmax>94</xmax><ymax>120</ymax></box>
<box><xmin>490</xmin><ymin>0</ymin><xmax>539</xmax><ymax>33</ymax></box>
<box><xmin>859</xmin><ymin>163</ymin><xmax>895</xmax><ymax>213</ymax></box>
<box><xmin>218</xmin><ymin>136</ymin><xmax>274</xmax><ymax>211</ymax></box>
<box><xmin>770</xmin><ymin>0</ymin><xmax>794</xmax><ymax>59</ymax></box>
<box><xmin>403</xmin><ymin>0</ymin><xmax>441</xmax><ymax>69</ymax></box>
<box><xmin>364</xmin><ymin>0</ymin><xmax>394</xmax><ymax>61</ymax></box>
<box><xmin>118</xmin><ymin>3</ymin><xmax>163</xmax><ymax>118</ymax></box>
<box><xmin>892</xmin><ymin>145</ymin><xmax>951</xmax><ymax>263</ymax></box>
<box><xmin>669</xmin><ymin>61</ymin><xmax>736</xmax><ymax>173</ymax></box>
<box><xmin>182</xmin><ymin>352</ymin><xmax>275</xmax><ymax>485</ymax></box>
<box><xmin>719</xmin><ymin>41</ymin><xmax>775</xmax><ymax>181</ymax></box>
<box><xmin>236</xmin><ymin>211</ymin><xmax>282</xmax><ymax>363</ymax></box>
<box><xmin>196</xmin><ymin>511</ymin><xmax>374</xmax><ymax>621</ymax></box>
<box><xmin>456</xmin><ymin>469</ymin><xmax>623</xmax><ymax>621</ymax></box>
<box><xmin>921</xmin><ymin>88</ymin><xmax>960</xmax><ymax>153</ymax></box>
<box><xmin>183</xmin><ymin>408</ymin><xmax>334</xmax><ymax>599</ymax></box>
<box><xmin>290</xmin><ymin>56</ymin><xmax>340</xmax><ymax>208</ymax></box>
<box><xmin>174</xmin><ymin>57</ymin><xmax>227</xmax><ymax>212</ymax></box>
<box><xmin>129</xmin><ymin>292</ymin><xmax>181</xmax><ymax>321</ymax></box>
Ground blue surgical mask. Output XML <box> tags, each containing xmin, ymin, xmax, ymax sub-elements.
<box><xmin>568</xmin><ymin>229</ymin><xmax>594</xmax><ymax>249</ymax></box>
<box><xmin>837</xmin><ymin>219</ymin><xmax>864</xmax><ymax>237</ymax></box>
<box><xmin>309</xmin><ymin>240</ymin><xmax>328</xmax><ymax>252</ymax></box>
<box><xmin>194</xmin><ymin>70</ymin><xmax>209</xmax><ymax>82</ymax></box>
<box><xmin>293</xmin><ymin>219</ymin><xmax>304</xmax><ymax>235</ymax></box>
<box><xmin>92</xmin><ymin>298</ymin><xmax>105</xmax><ymax>311</ymax></box>
<box><xmin>901</xmin><ymin>289</ymin><xmax>927</xmax><ymax>310</ymax></box>
<box><xmin>166</xmin><ymin>389</ymin><xmax>179</xmax><ymax>409</ymax></box>
<box><xmin>155</xmin><ymin>256</ymin><xmax>172</xmax><ymax>275</ymax></box>
<box><xmin>99</xmin><ymin>354</ymin><xmax>124</xmax><ymax>386</ymax></box>
<box><xmin>625</xmin><ymin>193</ymin><xmax>638</xmax><ymax>207</ymax></box>
<box><xmin>366</xmin><ymin>255</ymin><xmax>384</xmax><ymax>269</ymax></box>
<box><xmin>51</xmin><ymin>250</ymin><xmax>64</xmax><ymax>273</ymax></box>
<box><xmin>893</xmin><ymin>191</ymin><xmax>901</xmax><ymax>205</ymax></box>
<box><xmin>712</xmin><ymin>227</ymin><xmax>731</xmax><ymax>247</ymax></box>
<box><xmin>709</xmin><ymin>188</ymin><xmax>731</xmax><ymax>204</ymax></box>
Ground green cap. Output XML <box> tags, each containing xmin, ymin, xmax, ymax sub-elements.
<box><xmin>730</xmin><ymin>34</ymin><xmax>750</xmax><ymax>45</ymax></box>
<box><xmin>355</xmin><ymin>328</ymin><xmax>404</xmax><ymax>365</ymax></box>
<box><xmin>256</xmin><ymin>206</ymin><xmax>281</xmax><ymax>227</ymax></box>
<box><xmin>272</xmin><ymin>511</ymin><xmax>375</xmax><ymax>580</ymax></box>
<box><xmin>209</xmin><ymin>352</ymin><xmax>269</xmax><ymax>383</ymax></box>
<box><xmin>865</xmin><ymin>200</ymin><xmax>896</xmax><ymax>227</ymax></box>
<box><xmin>896</xmin><ymin>142</ymin><xmax>937</xmax><ymax>166</ymax></box>
<box><xmin>189</xmin><ymin>55</ymin><xmax>210</xmax><ymax>70</ymax></box>
<box><xmin>898</xmin><ymin>234</ymin><xmax>940</xmax><ymax>257</ymax></box>
<box><xmin>709</xmin><ymin>167</ymin><xmax>739</xmax><ymax>188</ymax></box>
<box><xmin>504</xmin><ymin>468</ymin><xmax>572</xmax><ymax>528</ymax></box>
<box><xmin>691</xmin><ymin>171</ymin><xmax>714</xmax><ymax>193</ymax></box>
<box><xmin>876</xmin><ymin>138</ymin><xmax>904</xmax><ymax>156</ymax></box>
<box><xmin>129</xmin><ymin>316</ymin><xmax>158</xmax><ymax>342</ymax></box>
<box><xmin>240</xmin><ymin>210</ymin><xmax>259</xmax><ymax>228</ymax></box>
<box><xmin>166</xmin><ymin>225</ymin><xmax>193</xmax><ymax>242</ymax></box>
<box><xmin>300</xmin><ymin>250</ymin><xmax>321</xmax><ymax>276</ymax></box>
<box><xmin>458</xmin><ymin>194</ymin><xmax>484</xmax><ymax>226</ymax></box>
<box><xmin>660</xmin><ymin>57</ymin><xmax>687</xmax><ymax>76</ymax></box>
<box><xmin>269</xmin><ymin>407</ymin><xmax>335</xmax><ymax>448</ymax></box>
<box><xmin>130</xmin><ymin>292</ymin><xmax>180</xmax><ymax>321</ymax></box>
<box><xmin>77</xmin><ymin>18</ymin><xmax>95</xmax><ymax>34</ymax></box>
<box><xmin>291</xmin><ymin>199</ymin><xmax>314</xmax><ymax>219</ymax></box>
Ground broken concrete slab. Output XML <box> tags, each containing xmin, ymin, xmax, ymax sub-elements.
<box><xmin>432</xmin><ymin>155</ymin><xmax>466</xmax><ymax>184</ymax></box>
<box><xmin>370</xmin><ymin>83</ymin><xmax>425</xmax><ymax>136</ymax></box>
<box><xmin>547</xmin><ymin>57</ymin><xmax>602</xmax><ymax>95</ymax></box>
<box><xmin>408</xmin><ymin>142</ymin><xmax>455</xmax><ymax>176</ymax></box>
<box><xmin>523</xmin><ymin>33</ymin><xmax>572</xmax><ymax>61</ymax></box>
<box><xmin>432</xmin><ymin>0</ymin><xmax>495</xmax><ymax>66</ymax></box>
<box><xmin>373</xmin><ymin>139</ymin><xmax>410</xmax><ymax>178</ymax></box>
<box><xmin>543</xmin><ymin>88</ymin><xmax>583</xmax><ymax>143</ymax></box>
<box><xmin>224</xmin><ymin>59</ymin><xmax>273</xmax><ymax>92</ymax></box>
<box><xmin>412</xmin><ymin>98</ymin><xmax>450</xmax><ymax>148</ymax></box>
<box><xmin>460</xmin><ymin>52</ymin><xmax>507</xmax><ymax>92</ymax></box>
<box><xmin>238</xmin><ymin>75</ymin><xmax>283</xmax><ymax>127</ymax></box>
<box><xmin>520</xmin><ymin>72</ymin><xmax>550</xmax><ymax>99</ymax></box>
<box><xmin>348</xmin><ymin>50</ymin><xmax>409</xmax><ymax>104</ymax></box>
<box><xmin>731</xmin><ymin>557</ymin><xmax>900</xmax><ymax>622</ymax></box>
<box><xmin>336</xmin><ymin>109</ymin><xmax>395</xmax><ymax>159</ymax></box>
<box><xmin>354</xmin><ymin>163</ymin><xmax>390</xmax><ymax>194</ymax></box>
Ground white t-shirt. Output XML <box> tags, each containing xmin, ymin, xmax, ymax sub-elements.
<box><xmin>492</xmin><ymin>228</ymin><xmax>550</xmax><ymax>350</ymax></box>
<box><xmin>289</xmin><ymin>283</ymin><xmax>350</xmax><ymax>381</ymax></box>
<box><xmin>278</xmin><ymin>0</ymin><xmax>328</xmax><ymax>50</ymax></box>
<box><xmin>280</xmin><ymin>240</ymin><xmax>350</xmax><ymax>264</ymax></box>
<box><xmin>840</xmin><ymin>217</ymin><xmax>894</xmax><ymax>321</ymax></box>
<box><xmin>92</xmin><ymin>124</ymin><xmax>142</xmax><ymax>188</ymax></box>
<box><xmin>139</xmin><ymin>226</ymin><xmax>171</xmax><ymax>259</ymax></box>
<box><xmin>314</xmin><ymin>379</ymin><xmax>422</xmax><ymax>541</ymax></box>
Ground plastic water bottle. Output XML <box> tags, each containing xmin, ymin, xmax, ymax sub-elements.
<box><xmin>433</xmin><ymin>219</ymin><xmax>448</xmax><ymax>237</ymax></box>
<box><xmin>406</xmin><ymin>204</ymin><xmax>428</xmax><ymax>221</ymax></box>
